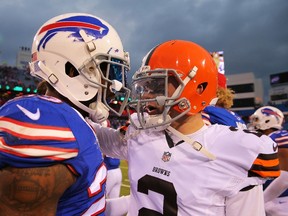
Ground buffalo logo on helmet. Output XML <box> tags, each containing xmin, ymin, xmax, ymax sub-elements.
<box><xmin>261</xmin><ymin>108</ymin><xmax>282</xmax><ymax>122</ymax></box>
<box><xmin>37</xmin><ymin>15</ymin><xmax>109</xmax><ymax>51</ymax></box>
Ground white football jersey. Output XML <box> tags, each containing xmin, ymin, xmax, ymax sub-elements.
<box><xmin>124</xmin><ymin>124</ymin><xmax>278</xmax><ymax>216</ymax></box>
<box><xmin>90</xmin><ymin>120</ymin><xmax>279</xmax><ymax>216</ymax></box>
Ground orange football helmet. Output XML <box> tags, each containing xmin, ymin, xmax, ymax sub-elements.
<box><xmin>128</xmin><ymin>40</ymin><xmax>218</xmax><ymax>130</ymax></box>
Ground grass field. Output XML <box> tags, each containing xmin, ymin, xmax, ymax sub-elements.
<box><xmin>120</xmin><ymin>160</ymin><xmax>130</xmax><ymax>196</ymax></box>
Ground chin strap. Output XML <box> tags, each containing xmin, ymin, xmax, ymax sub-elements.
<box><xmin>167</xmin><ymin>126</ymin><xmax>216</xmax><ymax>160</ymax></box>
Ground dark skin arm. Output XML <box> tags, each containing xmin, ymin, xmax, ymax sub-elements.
<box><xmin>278</xmin><ymin>148</ymin><xmax>288</xmax><ymax>171</ymax></box>
<box><xmin>0</xmin><ymin>164</ymin><xmax>76</xmax><ymax>216</ymax></box>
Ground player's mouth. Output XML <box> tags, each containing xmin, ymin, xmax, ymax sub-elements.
<box><xmin>144</xmin><ymin>105</ymin><xmax>160</xmax><ymax>115</ymax></box>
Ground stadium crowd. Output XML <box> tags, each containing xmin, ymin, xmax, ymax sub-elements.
<box><xmin>0</xmin><ymin>65</ymin><xmax>38</xmax><ymax>105</ymax></box>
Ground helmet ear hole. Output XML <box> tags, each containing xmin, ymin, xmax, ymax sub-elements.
<box><xmin>65</xmin><ymin>62</ymin><xmax>79</xmax><ymax>77</ymax></box>
<box><xmin>197</xmin><ymin>82</ymin><xmax>208</xmax><ymax>94</ymax></box>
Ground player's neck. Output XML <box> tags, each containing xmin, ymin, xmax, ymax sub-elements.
<box><xmin>170</xmin><ymin>113</ymin><xmax>204</xmax><ymax>135</ymax></box>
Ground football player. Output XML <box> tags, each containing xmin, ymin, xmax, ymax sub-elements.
<box><xmin>0</xmin><ymin>13</ymin><xmax>130</xmax><ymax>215</ymax></box>
<box><xmin>249</xmin><ymin>106</ymin><xmax>288</xmax><ymax>216</ymax></box>
<box><xmin>202</xmin><ymin>73</ymin><xmax>266</xmax><ymax>215</ymax></box>
<box><xmin>90</xmin><ymin>39</ymin><xmax>280</xmax><ymax>215</ymax></box>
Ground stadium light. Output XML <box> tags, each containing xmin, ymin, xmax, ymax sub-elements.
<box><xmin>13</xmin><ymin>86</ymin><xmax>23</xmax><ymax>92</ymax></box>
<box><xmin>0</xmin><ymin>84</ymin><xmax>37</xmax><ymax>94</ymax></box>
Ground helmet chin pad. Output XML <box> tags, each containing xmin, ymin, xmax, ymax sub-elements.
<box><xmin>129</xmin><ymin>112</ymin><xmax>172</xmax><ymax>131</ymax></box>
<box><xmin>88</xmin><ymin>101</ymin><xmax>109</xmax><ymax>123</ymax></box>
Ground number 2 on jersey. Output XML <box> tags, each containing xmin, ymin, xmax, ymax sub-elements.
<box><xmin>138</xmin><ymin>174</ymin><xmax>178</xmax><ymax>216</ymax></box>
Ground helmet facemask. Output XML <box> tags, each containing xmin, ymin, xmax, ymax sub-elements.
<box><xmin>127</xmin><ymin>68</ymin><xmax>190</xmax><ymax>130</ymax></box>
<box><xmin>79</xmin><ymin>53</ymin><xmax>130</xmax><ymax>121</ymax></box>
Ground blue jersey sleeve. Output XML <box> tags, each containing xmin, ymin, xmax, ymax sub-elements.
<box><xmin>0</xmin><ymin>95</ymin><xmax>106</xmax><ymax>215</ymax></box>
<box><xmin>0</xmin><ymin>95</ymin><xmax>81</xmax><ymax>168</ymax></box>
<box><xmin>202</xmin><ymin>106</ymin><xmax>247</xmax><ymax>129</ymax></box>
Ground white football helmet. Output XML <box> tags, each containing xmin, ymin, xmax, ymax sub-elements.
<box><xmin>249</xmin><ymin>106</ymin><xmax>284</xmax><ymax>130</ymax></box>
<box><xmin>29</xmin><ymin>13</ymin><xmax>130</xmax><ymax>123</ymax></box>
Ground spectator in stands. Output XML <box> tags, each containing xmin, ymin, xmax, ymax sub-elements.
<box><xmin>0</xmin><ymin>65</ymin><xmax>38</xmax><ymax>92</ymax></box>
<box><xmin>0</xmin><ymin>92</ymin><xmax>11</xmax><ymax>106</ymax></box>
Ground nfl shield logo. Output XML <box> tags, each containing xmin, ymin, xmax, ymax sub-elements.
<box><xmin>162</xmin><ymin>151</ymin><xmax>172</xmax><ymax>162</ymax></box>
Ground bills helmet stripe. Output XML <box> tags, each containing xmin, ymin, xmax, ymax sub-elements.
<box><xmin>261</xmin><ymin>108</ymin><xmax>282</xmax><ymax>119</ymax></box>
<box><xmin>37</xmin><ymin>15</ymin><xmax>109</xmax><ymax>51</ymax></box>
<box><xmin>39</xmin><ymin>21</ymin><xmax>103</xmax><ymax>34</ymax></box>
